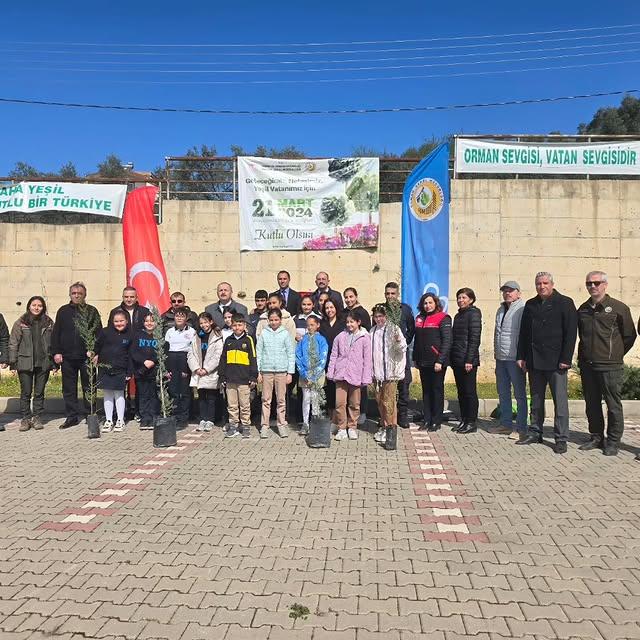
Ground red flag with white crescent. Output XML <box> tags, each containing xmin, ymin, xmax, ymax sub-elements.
<box><xmin>122</xmin><ymin>186</ymin><xmax>171</xmax><ymax>313</ymax></box>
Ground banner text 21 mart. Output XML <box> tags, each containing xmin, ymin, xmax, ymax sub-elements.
<box><xmin>238</xmin><ymin>157</ymin><xmax>379</xmax><ymax>251</ymax></box>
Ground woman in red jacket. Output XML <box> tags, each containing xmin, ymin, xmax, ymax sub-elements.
<box><xmin>413</xmin><ymin>293</ymin><xmax>452</xmax><ymax>432</ymax></box>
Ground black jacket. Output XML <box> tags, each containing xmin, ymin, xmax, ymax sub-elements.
<box><xmin>270</xmin><ymin>288</ymin><xmax>302</xmax><ymax>316</ymax></box>
<box><xmin>312</xmin><ymin>288</ymin><xmax>344</xmax><ymax>313</ymax></box>
<box><xmin>94</xmin><ymin>326</ymin><xmax>132</xmax><ymax>374</ymax></box>
<box><xmin>320</xmin><ymin>317</ymin><xmax>346</xmax><ymax>356</ymax></box>
<box><xmin>130</xmin><ymin>329</ymin><xmax>159</xmax><ymax>378</ymax></box>
<box><xmin>218</xmin><ymin>332</ymin><xmax>258</xmax><ymax>385</ymax></box>
<box><xmin>109</xmin><ymin>302</ymin><xmax>150</xmax><ymax>333</ymax></box>
<box><xmin>577</xmin><ymin>295</ymin><xmax>636</xmax><ymax>370</ymax></box>
<box><xmin>51</xmin><ymin>303</ymin><xmax>102</xmax><ymax>359</ymax></box>
<box><xmin>413</xmin><ymin>312</ymin><xmax>452</xmax><ymax>368</ymax></box>
<box><xmin>0</xmin><ymin>313</ymin><xmax>8</xmax><ymax>364</ymax></box>
<box><xmin>451</xmin><ymin>305</ymin><xmax>482</xmax><ymax>367</ymax></box>
<box><xmin>517</xmin><ymin>290</ymin><xmax>577</xmax><ymax>371</ymax></box>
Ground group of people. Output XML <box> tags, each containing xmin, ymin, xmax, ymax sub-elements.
<box><xmin>0</xmin><ymin>269</ymin><xmax>637</xmax><ymax>459</ymax></box>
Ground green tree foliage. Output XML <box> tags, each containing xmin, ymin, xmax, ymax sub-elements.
<box><xmin>96</xmin><ymin>154</ymin><xmax>130</xmax><ymax>179</ymax></box>
<box><xmin>8</xmin><ymin>161</ymin><xmax>79</xmax><ymax>180</ymax></box>
<box><xmin>578</xmin><ymin>95</ymin><xmax>640</xmax><ymax>135</ymax></box>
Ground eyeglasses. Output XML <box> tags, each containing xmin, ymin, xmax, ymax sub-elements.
<box><xmin>171</xmin><ymin>299</ymin><xmax>184</xmax><ymax>303</ymax></box>
<box><xmin>585</xmin><ymin>281</ymin><xmax>603</xmax><ymax>287</ymax></box>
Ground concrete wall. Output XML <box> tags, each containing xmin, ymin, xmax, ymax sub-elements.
<box><xmin>1</xmin><ymin>178</ymin><xmax>639</xmax><ymax>376</ymax></box>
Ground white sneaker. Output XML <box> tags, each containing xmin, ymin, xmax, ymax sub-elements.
<box><xmin>335</xmin><ymin>429</ymin><xmax>348</xmax><ymax>441</ymax></box>
<box><xmin>347</xmin><ymin>428</ymin><xmax>358</xmax><ymax>440</ymax></box>
<box><xmin>196</xmin><ymin>421</ymin><xmax>206</xmax><ymax>432</ymax></box>
<box><xmin>357</xmin><ymin>413</ymin><xmax>367</xmax><ymax>426</ymax></box>
<box><xmin>373</xmin><ymin>427</ymin><xmax>386</xmax><ymax>443</ymax></box>
<box><xmin>204</xmin><ymin>421</ymin><xmax>213</xmax><ymax>432</ymax></box>
<box><xmin>102</xmin><ymin>420</ymin><xmax>113</xmax><ymax>433</ymax></box>
<box><xmin>277</xmin><ymin>424</ymin><xmax>289</xmax><ymax>438</ymax></box>
<box><xmin>113</xmin><ymin>420</ymin><xmax>125</xmax><ymax>432</ymax></box>
<box><xmin>260</xmin><ymin>427</ymin><xmax>270</xmax><ymax>439</ymax></box>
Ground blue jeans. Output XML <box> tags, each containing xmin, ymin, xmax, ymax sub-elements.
<box><xmin>495</xmin><ymin>360</ymin><xmax>528</xmax><ymax>430</ymax></box>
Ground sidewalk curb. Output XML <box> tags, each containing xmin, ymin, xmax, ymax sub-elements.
<box><xmin>1</xmin><ymin>397</ymin><xmax>639</xmax><ymax>418</ymax></box>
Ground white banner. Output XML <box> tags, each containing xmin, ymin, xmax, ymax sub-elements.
<box><xmin>0</xmin><ymin>182</ymin><xmax>127</xmax><ymax>218</ymax></box>
<box><xmin>238</xmin><ymin>157</ymin><xmax>379</xmax><ymax>251</ymax></box>
<box><xmin>455</xmin><ymin>138</ymin><xmax>640</xmax><ymax>175</ymax></box>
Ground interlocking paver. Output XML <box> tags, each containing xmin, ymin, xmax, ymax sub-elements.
<box><xmin>0</xmin><ymin>416</ymin><xmax>638</xmax><ymax>639</ymax></box>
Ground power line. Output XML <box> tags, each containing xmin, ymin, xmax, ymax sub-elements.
<box><xmin>4</xmin><ymin>29</ymin><xmax>640</xmax><ymax>58</ymax></box>
<box><xmin>5</xmin><ymin>22</ymin><xmax>640</xmax><ymax>48</ymax></box>
<box><xmin>4</xmin><ymin>57</ymin><xmax>639</xmax><ymax>85</ymax></box>
<box><xmin>4</xmin><ymin>47</ymin><xmax>637</xmax><ymax>74</ymax></box>
<box><xmin>0</xmin><ymin>89</ymin><xmax>636</xmax><ymax>116</ymax></box>
<box><xmin>4</xmin><ymin>40</ymin><xmax>639</xmax><ymax>67</ymax></box>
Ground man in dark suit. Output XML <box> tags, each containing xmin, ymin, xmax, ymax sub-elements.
<box><xmin>270</xmin><ymin>271</ymin><xmax>302</xmax><ymax>317</ymax></box>
<box><xmin>205</xmin><ymin>282</ymin><xmax>248</xmax><ymax>329</ymax></box>
<box><xmin>310</xmin><ymin>271</ymin><xmax>344</xmax><ymax>312</ymax></box>
<box><xmin>108</xmin><ymin>287</ymin><xmax>150</xmax><ymax>332</ymax></box>
<box><xmin>516</xmin><ymin>272</ymin><xmax>578</xmax><ymax>454</ymax></box>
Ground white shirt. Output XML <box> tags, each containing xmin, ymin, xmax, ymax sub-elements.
<box><xmin>165</xmin><ymin>326</ymin><xmax>196</xmax><ymax>352</ymax></box>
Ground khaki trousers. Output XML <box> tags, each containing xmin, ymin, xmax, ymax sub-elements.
<box><xmin>261</xmin><ymin>372</ymin><xmax>288</xmax><ymax>428</ymax></box>
<box><xmin>375</xmin><ymin>381</ymin><xmax>398</xmax><ymax>427</ymax></box>
<box><xmin>226</xmin><ymin>383</ymin><xmax>251</xmax><ymax>426</ymax></box>
<box><xmin>335</xmin><ymin>381</ymin><xmax>361</xmax><ymax>430</ymax></box>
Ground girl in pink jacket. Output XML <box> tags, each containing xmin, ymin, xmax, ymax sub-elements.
<box><xmin>327</xmin><ymin>311</ymin><xmax>373</xmax><ymax>440</ymax></box>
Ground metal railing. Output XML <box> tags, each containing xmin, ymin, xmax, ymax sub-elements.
<box><xmin>162</xmin><ymin>155</ymin><xmax>426</xmax><ymax>203</ymax></box>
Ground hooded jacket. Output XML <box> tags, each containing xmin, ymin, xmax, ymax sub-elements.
<box><xmin>371</xmin><ymin>322</ymin><xmax>407</xmax><ymax>382</ymax></box>
<box><xmin>327</xmin><ymin>328</ymin><xmax>373</xmax><ymax>387</ymax></box>
<box><xmin>256</xmin><ymin>309</ymin><xmax>297</xmax><ymax>341</ymax></box>
<box><xmin>296</xmin><ymin>332</ymin><xmax>329</xmax><ymax>383</ymax></box>
<box><xmin>129</xmin><ymin>329</ymin><xmax>159</xmax><ymax>379</ymax></box>
<box><xmin>257</xmin><ymin>325</ymin><xmax>295</xmax><ymax>373</ymax></box>
<box><xmin>8</xmin><ymin>314</ymin><xmax>54</xmax><ymax>372</ymax></box>
<box><xmin>494</xmin><ymin>297</ymin><xmax>525</xmax><ymax>361</ymax></box>
<box><xmin>187</xmin><ymin>329</ymin><xmax>224</xmax><ymax>389</ymax></box>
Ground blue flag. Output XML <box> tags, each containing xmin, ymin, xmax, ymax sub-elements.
<box><xmin>401</xmin><ymin>143</ymin><xmax>450</xmax><ymax>313</ymax></box>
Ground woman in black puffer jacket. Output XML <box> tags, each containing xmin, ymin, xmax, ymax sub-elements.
<box><xmin>450</xmin><ymin>287</ymin><xmax>482</xmax><ymax>434</ymax></box>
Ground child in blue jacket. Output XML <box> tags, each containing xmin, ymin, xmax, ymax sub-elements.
<box><xmin>295</xmin><ymin>314</ymin><xmax>329</xmax><ymax>435</ymax></box>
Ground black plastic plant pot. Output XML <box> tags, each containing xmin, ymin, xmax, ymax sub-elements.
<box><xmin>306</xmin><ymin>415</ymin><xmax>332</xmax><ymax>448</ymax></box>
<box><xmin>87</xmin><ymin>414</ymin><xmax>101</xmax><ymax>439</ymax></box>
<box><xmin>154</xmin><ymin>416</ymin><xmax>177</xmax><ymax>448</ymax></box>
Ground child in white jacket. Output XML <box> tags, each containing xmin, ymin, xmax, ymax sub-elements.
<box><xmin>370</xmin><ymin>304</ymin><xmax>407</xmax><ymax>450</ymax></box>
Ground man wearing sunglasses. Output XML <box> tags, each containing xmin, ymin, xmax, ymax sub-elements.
<box><xmin>162</xmin><ymin>292</ymin><xmax>199</xmax><ymax>331</ymax></box>
<box><xmin>577</xmin><ymin>271</ymin><xmax>636</xmax><ymax>457</ymax></box>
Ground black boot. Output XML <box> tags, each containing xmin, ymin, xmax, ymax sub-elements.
<box><xmin>418</xmin><ymin>422</ymin><xmax>430</xmax><ymax>431</ymax></box>
<box><xmin>428</xmin><ymin>424</ymin><xmax>441</xmax><ymax>432</ymax></box>
<box><xmin>384</xmin><ymin>426</ymin><xmax>397</xmax><ymax>451</ymax></box>
<box><xmin>603</xmin><ymin>440</ymin><xmax>619</xmax><ymax>456</ymax></box>
<box><xmin>458</xmin><ymin>422</ymin><xmax>477</xmax><ymax>434</ymax></box>
<box><xmin>578</xmin><ymin>435</ymin><xmax>603</xmax><ymax>451</ymax></box>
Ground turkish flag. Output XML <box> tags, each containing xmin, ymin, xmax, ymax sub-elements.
<box><xmin>122</xmin><ymin>186</ymin><xmax>171</xmax><ymax>313</ymax></box>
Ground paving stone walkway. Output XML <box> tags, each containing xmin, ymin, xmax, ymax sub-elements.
<box><xmin>0</xmin><ymin>413</ymin><xmax>639</xmax><ymax>639</ymax></box>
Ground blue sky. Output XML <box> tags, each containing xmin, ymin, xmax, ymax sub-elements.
<box><xmin>1</xmin><ymin>0</ymin><xmax>639</xmax><ymax>175</ymax></box>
